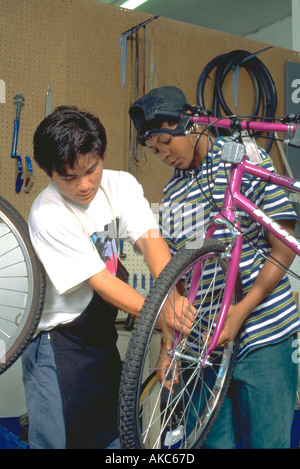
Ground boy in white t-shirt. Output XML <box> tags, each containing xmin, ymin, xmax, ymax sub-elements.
<box><xmin>22</xmin><ymin>106</ymin><xmax>195</xmax><ymax>449</ymax></box>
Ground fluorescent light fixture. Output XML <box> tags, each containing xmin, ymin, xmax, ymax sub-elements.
<box><xmin>120</xmin><ymin>0</ymin><xmax>148</xmax><ymax>9</ymax></box>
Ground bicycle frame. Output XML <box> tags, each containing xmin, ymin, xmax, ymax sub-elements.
<box><xmin>187</xmin><ymin>114</ymin><xmax>300</xmax><ymax>363</ymax></box>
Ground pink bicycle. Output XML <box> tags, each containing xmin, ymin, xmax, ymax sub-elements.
<box><xmin>119</xmin><ymin>111</ymin><xmax>300</xmax><ymax>449</ymax></box>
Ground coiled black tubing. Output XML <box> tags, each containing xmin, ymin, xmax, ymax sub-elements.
<box><xmin>196</xmin><ymin>49</ymin><xmax>277</xmax><ymax>153</ymax></box>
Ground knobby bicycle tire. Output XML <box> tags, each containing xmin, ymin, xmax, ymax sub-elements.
<box><xmin>119</xmin><ymin>238</ymin><xmax>243</xmax><ymax>449</ymax></box>
<box><xmin>0</xmin><ymin>196</ymin><xmax>45</xmax><ymax>374</ymax></box>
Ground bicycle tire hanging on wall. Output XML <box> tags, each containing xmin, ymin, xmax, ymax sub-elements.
<box><xmin>196</xmin><ymin>49</ymin><xmax>277</xmax><ymax>153</ymax></box>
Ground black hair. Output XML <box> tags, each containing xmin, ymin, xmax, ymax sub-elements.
<box><xmin>33</xmin><ymin>106</ymin><xmax>107</xmax><ymax>176</ymax></box>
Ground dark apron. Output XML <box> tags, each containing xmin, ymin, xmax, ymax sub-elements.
<box><xmin>50</xmin><ymin>293</ymin><xmax>121</xmax><ymax>449</ymax></box>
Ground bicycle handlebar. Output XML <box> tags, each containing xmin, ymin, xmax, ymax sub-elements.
<box><xmin>189</xmin><ymin>115</ymin><xmax>297</xmax><ymax>133</ymax></box>
<box><xmin>189</xmin><ymin>114</ymin><xmax>300</xmax><ymax>148</ymax></box>
<box><xmin>149</xmin><ymin>110</ymin><xmax>300</xmax><ymax>147</ymax></box>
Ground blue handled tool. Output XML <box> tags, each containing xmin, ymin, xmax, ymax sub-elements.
<box><xmin>24</xmin><ymin>151</ymin><xmax>34</xmax><ymax>193</ymax></box>
<box><xmin>11</xmin><ymin>91</ymin><xmax>25</xmax><ymax>193</ymax></box>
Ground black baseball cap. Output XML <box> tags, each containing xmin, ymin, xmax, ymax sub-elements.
<box><xmin>129</xmin><ymin>86</ymin><xmax>190</xmax><ymax>131</ymax></box>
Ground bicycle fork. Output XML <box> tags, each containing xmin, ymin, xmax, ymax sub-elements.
<box><xmin>201</xmin><ymin>160</ymin><xmax>244</xmax><ymax>364</ymax></box>
<box><xmin>203</xmin><ymin>228</ymin><xmax>242</xmax><ymax>365</ymax></box>
<box><xmin>169</xmin><ymin>223</ymin><xmax>242</xmax><ymax>369</ymax></box>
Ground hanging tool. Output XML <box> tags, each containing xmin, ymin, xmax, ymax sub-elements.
<box><xmin>24</xmin><ymin>151</ymin><xmax>34</xmax><ymax>193</ymax></box>
<box><xmin>121</xmin><ymin>17</ymin><xmax>158</xmax><ymax>171</ymax></box>
<box><xmin>45</xmin><ymin>84</ymin><xmax>52</xmax><ymax>116</ymax></box>
<box><xmin>11</xmin><ymin>91</ymin><xmax>25</xmax><ymax>193</ymax></box>
<box><xmin>120</xmin><ymin>16</ymin><xmax>158</xmax><ymax>88</ymax></box>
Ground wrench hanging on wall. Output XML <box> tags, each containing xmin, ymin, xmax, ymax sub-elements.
<box><xmin>11</xmin><ymin>91</ymin><xmax>34</xmax><ymax>193</ymax></box>
<box><xmin>11</xmin><ymin>91</ymin><xmax>25</xmax><ymax>193</ymax></box>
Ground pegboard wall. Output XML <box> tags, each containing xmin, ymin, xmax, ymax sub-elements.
<box><xmin>0</xmin><ymin>0</ymin><xmax>300</xmax><ymax>221</ymax></box>
<box><xmin>116</xmin><ymin>240</ymin><xmax>153</xmax><ymax>321</ymax></box>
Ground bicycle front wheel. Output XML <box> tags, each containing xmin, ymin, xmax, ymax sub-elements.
<box><xmin>0</xmin><ymin>196</ymin><xmax>45</xmax><ymax>374</ymax></box>
<box><xmin>119</xmin><ymin>238</ymin><xmax>242</xmax><ymax>449</ymax></box>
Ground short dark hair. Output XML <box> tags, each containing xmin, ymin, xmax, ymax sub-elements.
<box><xmin>33</xmin><ymin>106</ymin><xmax>107</xmax><ymax>176</ymax></box>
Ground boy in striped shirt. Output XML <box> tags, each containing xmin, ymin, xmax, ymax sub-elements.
<box><xmin>129</xmin><ymin>86</ymin><xmax>300</xmax><ymax>448</ymax></box>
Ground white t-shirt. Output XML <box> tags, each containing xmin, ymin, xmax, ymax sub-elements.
<box><xmin>29</xmin><ymin>169</ymin><xmax>157</xmax><ymax>332</ymax></box>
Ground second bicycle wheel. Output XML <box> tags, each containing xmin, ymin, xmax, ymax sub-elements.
<box><xmin>0</xmin><ymin>196</ymin><xmax>45</xmax><ymax>374</ymax></box>
<box><xmin>119</xmin><ymin>238</ymin><xmax>242</xmax><ymax>449</ymax></box>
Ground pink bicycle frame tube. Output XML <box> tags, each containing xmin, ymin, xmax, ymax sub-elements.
<box><xmin>239</xmin><ymin>160</ymin><xmax>300</xmax><ymax>256</ymax></box>
<box><xmin>202</xmin><ymin>158</ymin><xmax>300</xmax><ymax>361</ymax></box>
<box><xmin>201</xmin><ymin>162</ymin><xmax>245</xmax><ymax>362</ymax></box>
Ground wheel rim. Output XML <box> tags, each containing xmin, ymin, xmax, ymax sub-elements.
<box><xmin>0</xmin><ymin>210</ymin><xmax>35</xmax><ymax>365</ymax></box>
<box><xmin>135</xmin><ymin>253</ymin><xmax>235</xmax><ymax>449</ymax></box>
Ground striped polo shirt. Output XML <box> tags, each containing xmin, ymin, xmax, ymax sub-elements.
<box><xmin>159</xmin><ymin>136</ymin><xmax>300</xmax><ymax>361</ymax></box>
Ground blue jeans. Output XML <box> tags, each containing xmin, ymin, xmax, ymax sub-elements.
<box><xmin>203</xmin><ymin>335</ymin><xmax>298</xmax><ymax>449</ymax></box>
<box><xmin>22</xmin><ymin>332</ymin><xmax>121</xmax><ymax>449</ymax></box>
<box><xmin>22</xmin><ymin>333</ymin><xmax>66</xmax><ymax>449</ymax></box>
